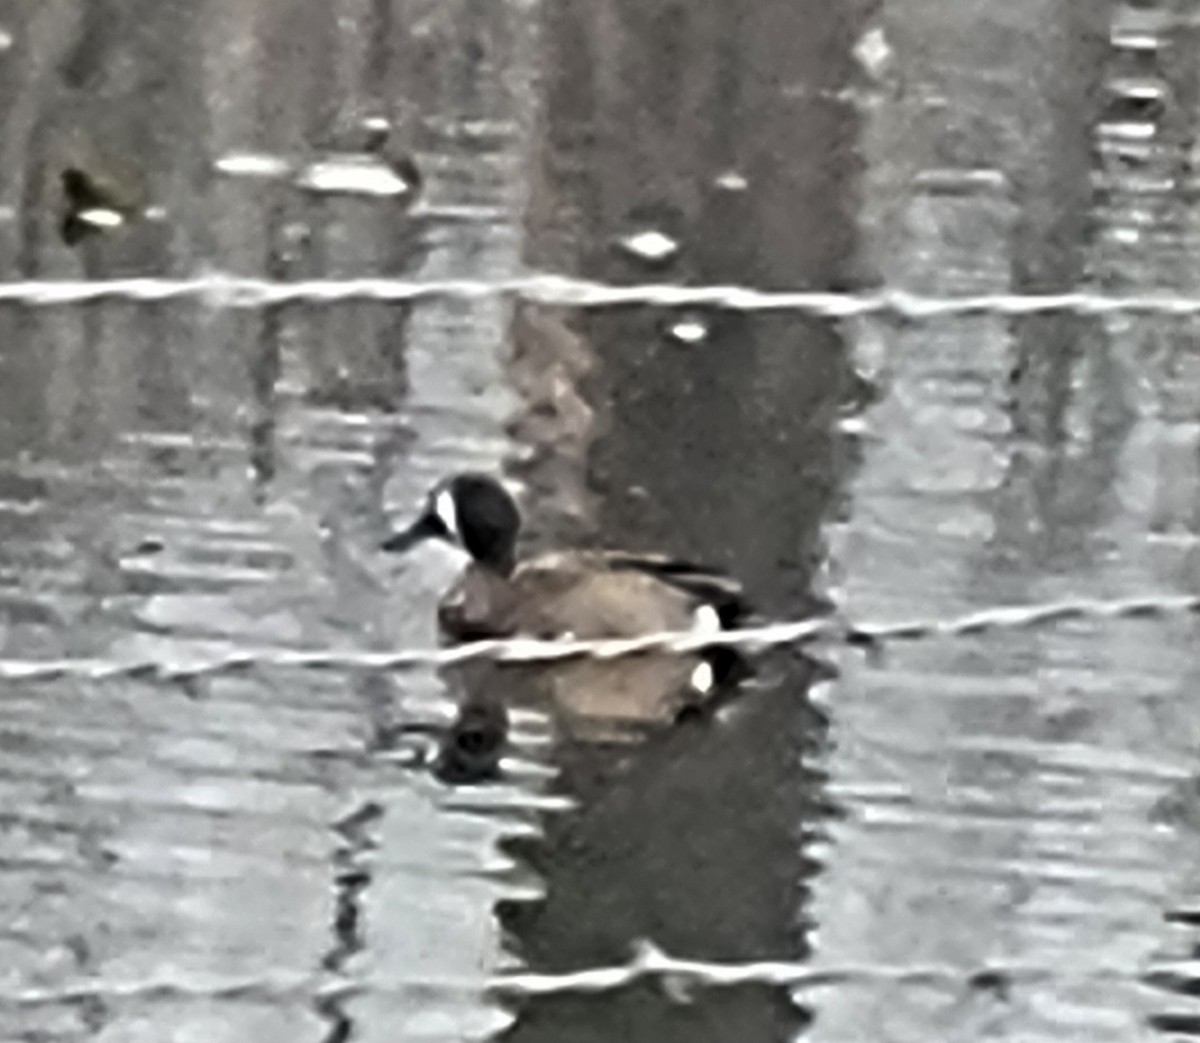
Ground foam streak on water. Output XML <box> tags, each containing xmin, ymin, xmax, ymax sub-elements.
<box><xmin>9</xmin><ymin>275</ymin><xmax>1200</xmax><ymax>319</ymax></box>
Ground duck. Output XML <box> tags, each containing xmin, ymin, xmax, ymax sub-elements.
<box><xmin>59</xmin><ymin>163</ymin><xmax>147</xmax><ymax>246</ymax></box>
<box><xmin>382</xmin><ymin>473</ymin><xmax>752</xmax><ymax>737</ymax></box>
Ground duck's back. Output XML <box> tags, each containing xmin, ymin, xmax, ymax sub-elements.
<box><xmin>510</xmin><ymin>550</ymin><xmax>743</xmax><ymax>639</ymax></box>
<box><xmin>438</xmin><ymin>549</ymin><xmax>746</xmax><ymax>642</ymax></box>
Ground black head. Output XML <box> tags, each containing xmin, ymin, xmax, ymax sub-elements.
<box><xmin>62</xmin><ymin>168</ymin><xmax>101</xmax><ymax>209</ymax></box>
<box><xmin>382</xmin><ymin>473</ymin><xmax>521</xmax><ymax>572</ymax></box>
<box><xmin>435</xmin><ymin>697</ymin><xmax>510</xmax><ymax>784</ymax></box>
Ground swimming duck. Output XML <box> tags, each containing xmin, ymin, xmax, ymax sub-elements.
<box><xmin>382</xmin><ymin>473</ymin><xmax>751</xmax><ymax>711</ymax></box>
<box><xmin>384</xmin><ymin>474</ymin><xmax>746</xmax><ymax>638</ymax></box>
<box><xmin>59</xmin><ymin>163</ymin><xmax>146</xmax><ymax>246</ymax></box>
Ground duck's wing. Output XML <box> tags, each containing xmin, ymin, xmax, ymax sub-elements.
<box><xmin>596</xmin><ymin>551</ymin><xmax>751</xmax><ymax>627</ymax></box>
<box><xmin>512</xmin><ymin>550</ymin><xmax>753</xmax><ymax>692</ymax></box>
<box><xmin>510</xmin><ymin>550</ymin><xmax>746</xmax><ymax>635</ymax></box>
<box><xmin>589</xmin><ymin>552</ymin><xmax>754</xmax><ymax>688</ymax></box>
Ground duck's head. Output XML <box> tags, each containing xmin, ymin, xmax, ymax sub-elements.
<box><xmin>383</xmin><ymin>473</ymin><xmax>520</xmax><ymax>573</ymax></box>
<box><xmin>436</xmin><ymin>697</ymin><xmax>510</xmax><ymax>783</ymax></box>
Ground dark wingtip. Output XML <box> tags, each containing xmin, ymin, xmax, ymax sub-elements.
<box><xmin>604</xmin><ymin>552</ymin><xmax>751</xmax><ymax>626</ymax></box>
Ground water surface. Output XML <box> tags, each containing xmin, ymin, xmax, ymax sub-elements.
<box><xmin>2</xmin><ymin>0</ymin><xmax>1200</xmax><ymax>1041</ymax></box>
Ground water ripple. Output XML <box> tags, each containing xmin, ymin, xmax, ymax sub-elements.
<box><xmin>10</xmin><ymin>274</ymin><xmax>1200</xmax><ymax>319</ymax></box>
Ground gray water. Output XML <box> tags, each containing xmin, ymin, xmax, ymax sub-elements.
<box><xmin>2</xmin><ymin>0</ymin><xmax>1200</xmax><ymax>1040</ymax></box>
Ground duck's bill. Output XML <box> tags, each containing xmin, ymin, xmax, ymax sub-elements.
<box><xmin>381</xmin><ymin>512</ymin><xmax>443</xmax><ymax>553</ymax></box>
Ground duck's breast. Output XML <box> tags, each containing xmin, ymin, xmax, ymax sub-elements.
<box><xmin>437</xmin><ymin>566</ymin><xmax>518</xmax><ymax>640</ymax></box>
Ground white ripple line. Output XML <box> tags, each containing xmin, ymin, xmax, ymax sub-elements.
<box><xmin>0</xmin><ymin>593</ymin><xmax>1194</xmax><ymax>683</ymax></box>
<box><xmin>488</xmin><ymin>940</ymin><xmax>1129</xmax><ymax>997</ymax></box>
<box><xmin>2</xmin><ymin>274</ymin><xmax>1200</xmax><ymax>317</ymax></box>
<box><xmin>0</xmin><ymin>946</ymin><xmax>1132</xmax><ymax>1007</ymax></box>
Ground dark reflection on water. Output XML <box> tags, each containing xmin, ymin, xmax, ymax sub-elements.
<box><xmin>495</xmin><ymin>678</ymin><xmax>831</xmax><ymax>1043</ymax></box>
<box><xmin>494</xmin><ymin>0</ymin><xmax>863</xmax><ymax>1040</ymax></box>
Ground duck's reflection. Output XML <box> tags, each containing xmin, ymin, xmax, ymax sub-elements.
<box><xmin>445</xmin><ymin>0</ymin><xmax>868</xmax><ymax>1030</ymax></box>
<box><xmin>460</xmin><ymin>651</ymin><xmax>828</xmax><ymax>1043</ymax></box>
<box><xmin>435</xmin><ymin>643</ymin><xmax>760</xmax><ymax>784</ymax></box>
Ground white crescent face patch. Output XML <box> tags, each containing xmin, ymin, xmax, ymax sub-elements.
<box><xmin>434</xmin><ymin>488</ymin><xmax>460</xmax><ymax>544</ymax></box>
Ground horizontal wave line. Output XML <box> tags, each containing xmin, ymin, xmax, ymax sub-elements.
<box><xmin>490</xmin><ymin>939</ymin><xmax>1130</xmax><ymax>997</ymax></box>
<box><xmin>0</xmin><ymin>593</ymin><xmax>1195</xmax><ymax>684</ymax></box>
<box><xmin>3</xmin><ymin>273</ymin><xmax>1200</xmax><ymax>317</ymax></box>
<box><xmin>0</xmin><ymin>941</ymin><xmax>1136</xmax><ymax>1008</ymax></box>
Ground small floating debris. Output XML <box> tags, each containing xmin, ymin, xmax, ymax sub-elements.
<box><xmin>71</xmin><ymin>207</ymin><xmax>124</xmax><ymax>231</ymax></box>
<box><xmin>664</xmin><ymin>313</ymin><xmax>709</xmax><ymax>345</ymax></box>
<box><xmin>835</xmin><ymin>414</ymin><xmax>871</xmax><ymax>437</ymax></box>
<box><xmin>713</xmin><ymin>170</ymin><xmax>749</xmax><ymax>193</ymax></box>
<box><xmin>853</xmin><ymin>26</ymin><xmax>892</xmax><ymax>78</ymax></box>
<box><xmin>617</xmin><ymin>229</ymin><xmax>680</xmax><ymax>265</ymax></box>
<box><xmin>213</xmin><ymin>152</ymin><xmax>293</xmax><ymax>179</ymax></box>
<box><xmin>215</xmin><ymin>117</ymin><xmax>422</xmax><ymax>204</ymax></box>
<box><xmin>59</xmin><ymin>164</ymin><xmax>147</xmax><ymax>246</ymax></box>
<box><xmin>295</xmin><ymin>114</ymin><xmax>421</xmax><ymax>200</ymax></box>
<box><xmin>0</xmin><ymin>26</ymin><xmax>13</xmax><ymax>52</ymax></box>
<box><xmin>294</xmin><ymin>153</ymin><xmax>419</xmax><ymax>199</ymax></box>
